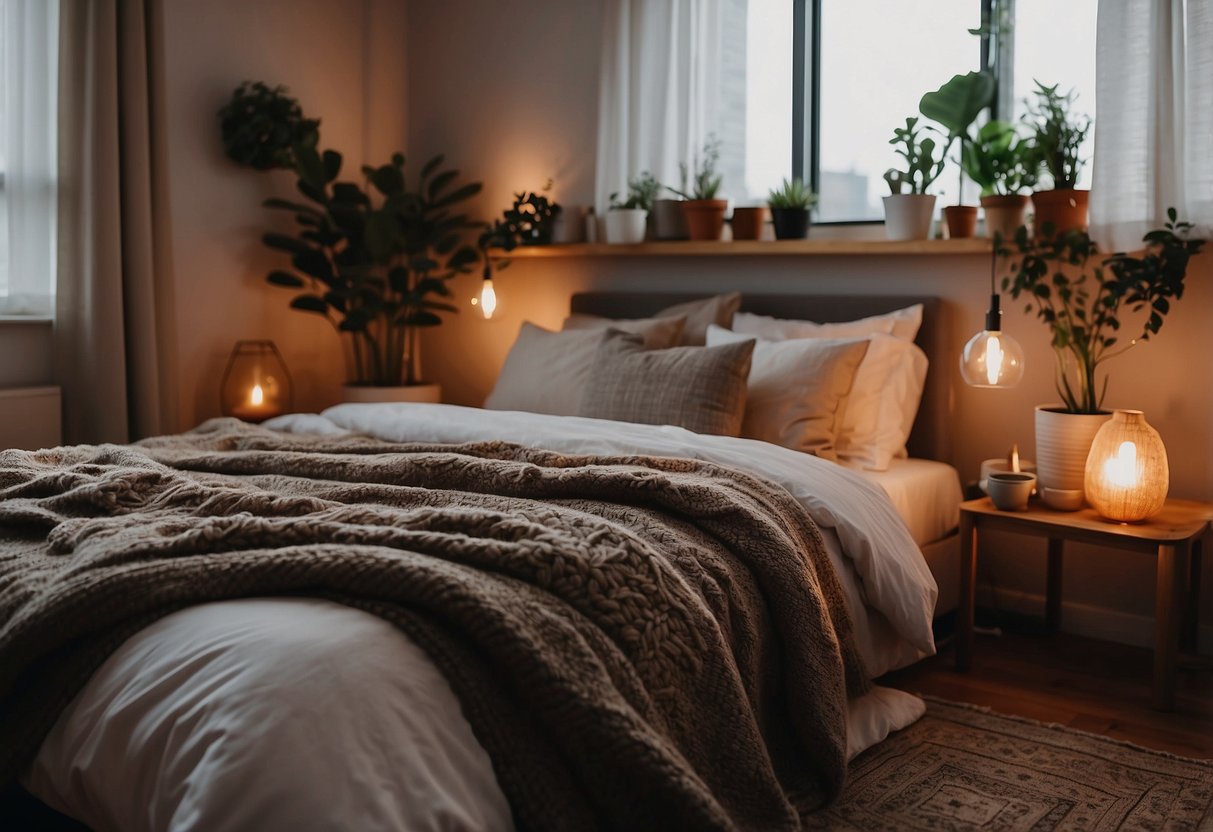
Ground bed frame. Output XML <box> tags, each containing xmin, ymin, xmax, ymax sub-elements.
<box><xmin>570</xmin><ymin>292</ymin><xmax>951</xmax><ymax>464</ymax></box>
<box><xmin>570</xmin><ymin>292</ymin><xmax>961</xmax><ymax>616</ymax></box>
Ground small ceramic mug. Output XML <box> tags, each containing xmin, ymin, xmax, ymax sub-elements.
<box><xmin>986</xmin><ymin>471</ymin><xmax>1037</xmax><ymax>511</ymax></box>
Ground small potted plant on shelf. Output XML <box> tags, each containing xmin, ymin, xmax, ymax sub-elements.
<box><xmin>766</xmin><ymin>177</ymin><xmax>817</xmax><ymax>240</ymax></box>
<box><xmin>918</xmin><ymin>70</ymin><xmax>996</xmax><ymax>239</ymax></box>
<box><xmin>488</xmin><ymin>180</ymin><xmax>562</xmax><ymax>246</ymax></box>
<box><xmin>999</xmin><ymin>209</ymin><xmax>1205</xmax><ymax>508</ymax></box>
<box><xmin>882</xmin><ymin>117</ymin><xmax>946</xmax><ymax>241</ymax></box>
<box><xmin>961</xmin><ymin>120</ymin><xmax>1038</xmax><ymax>241</ymax></box>
<box><xmin>671</xmin><ymin>136</ymin><xmax>727</xmax><ymax>241</ymax></box>
<box><xmin>1024</xmin><ymin>81</ymin><xmax>1092</xmax><ymax>237</ymax></box>
<box><xmin>219</xmin><ymin>81</ymin><xmax>484</xmax><ymax>404</ymax></box>
<box><xmin>605</xmin><ymin>171</ymin><xmax>659</xmax><ymax>244</ymax></box>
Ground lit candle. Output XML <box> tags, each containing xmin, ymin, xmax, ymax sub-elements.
<box><xmin>230</xmin><ymin>382</ymin><xmax>278</xmax><ymax>422</ymax></box>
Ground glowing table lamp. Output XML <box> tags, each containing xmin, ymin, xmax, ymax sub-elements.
<box><xmin>1083</xmin><ymin>409</ymin><xmax>1169</xmax><ymax>522</ymax></box>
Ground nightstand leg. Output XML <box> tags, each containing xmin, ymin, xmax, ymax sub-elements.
<box><xmin>957</xmin><ymin>512</ymin><xmax>976</xmax><ymax>671</ymax></box>
<box><xmin>1181</xmin><ymin>538</ymin><xmax>1202</xmax><ymax>652</ymax></box>
<box><xmin>1153</xmin><ymin>543</ymin><xmax>1184</xmax><ymax>711</ymax></box>
<box><xmin>1046</xmin><ymin>538</ymin><xmax>1064</xmax><ymax>634</ymax></box>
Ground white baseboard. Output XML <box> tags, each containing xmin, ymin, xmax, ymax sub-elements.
<box><xmin>982</xmin><ymin>586</ymin><xmax>1213</xmax><ymax>655</ymax></box>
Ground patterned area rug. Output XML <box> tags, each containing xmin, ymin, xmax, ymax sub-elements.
<box><xmin>807</xmin><ymin>696</ymin><xmax>1213</xmax><ymax>831</ymax></box>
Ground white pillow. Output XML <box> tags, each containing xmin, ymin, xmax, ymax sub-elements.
<box><xmin>834</xmin><ymin>334</ymin><xmax>929</xmax><ymax>471</ymax></box>
<box><xmin>733</xmin><ymin>302</ymin><xmax>924</xmax><ymax>342</ymax></box>
<box><xmin>706</xmin><ymin>325</ymin><xmax>869</xmax><ymax>460</ymax></box>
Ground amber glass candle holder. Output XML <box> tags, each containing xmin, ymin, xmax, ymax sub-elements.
<box><xmin>221</xmin><ymin>340</ymin><xmax>293</xmax><ymax>423</ymax></box>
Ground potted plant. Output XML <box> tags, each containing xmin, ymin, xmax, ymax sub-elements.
<box><xmin>1024</xmin><ymin>82</ymin><xmax>1092</xmax><ymax>237</ymax></box>
<box><xmin>999</xmin><ymin>209</ymin><xmax>1205</xmax><ymax>508</ymax></box>
<box><xmin>767</xmin><ymin>177</ymin><xmax>817</xmax><ymax>240</ymax></box>
<box><xmin>604</xmin><ymin>172</ymin><xmax>658</xmax><ymax>244</ymax></box>
<box><xmin>489</xmin><ymin>181</ymin><xmax>562</xmax><ymax>246</ymax></box>
<box><xmin>882</xmin><ymin>117</ymin><xmax>946</xmax><ymax>241</ymax></box>
<box><xmin>918</xmin><ymin>70</ymin><xmax>995</xmax><ymax>239</ymax></box>
<box><xmin>961</xmin><ymin>120</ymin><xmax>1038</xmax><ymax>241</ymax></box>
<box><xmin>730</xmin><ymin>205</ymin><xmax>768</xmax><ymax>240</ymax></box>
<box><xmin>219</xmin><ymin>82</ymin><xmax>484</xmax><ymax>403</ymax></box>
<box><xmin>671</xmin><ymin>137</ymin><xmax>727</xmax><ymax>241</ymax></box>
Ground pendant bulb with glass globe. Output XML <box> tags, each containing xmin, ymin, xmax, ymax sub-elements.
<box><xmin>960</xmin><ymin>250</ymin><xmax>1025</xmax><ymax>388</ymax></box>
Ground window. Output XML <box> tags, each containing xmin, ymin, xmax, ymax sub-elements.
<box><xmin>715</xmin><ymin>0</ymin><xmax>1098</xmax><ymax>222</ymax></box>
<box><xmin>0</xmin><ymin>0</ymin><xmax>59</xmax><ymax>316</ymax></box>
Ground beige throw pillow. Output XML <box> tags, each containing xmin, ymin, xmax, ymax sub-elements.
<box><xmin>577</xmin><ymin>332</ymin><xmax>753</xmax><ymax>436</ymax></box>
<box><xmin>563</xmin><ymin>292</ymin><xmax>741</xmax><ymax>347</ymax></box>
<box><xmin>559</xmin><ymin>313</ymin><xmax>687</xmax><ymax>348</ymax></box>
<box><xmin>706</xmin><ymin>325</ymin><xmax>870</xmax><ymax>459</ymax></box>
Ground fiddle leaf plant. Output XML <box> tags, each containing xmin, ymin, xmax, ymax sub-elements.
<box><xmin>1000</xmin><ymin>209</ymin><xmax>1205</xmax><ymax>413</ymax></box>
<box><xmin>918</xmin><ymin>70</ymin><xmax>995</xmax><ymax>204</ymax></box>
<box><xmin>222</xmin><ymin>82</ymin><xmax>484</xmax><ymax>387</ymax></box>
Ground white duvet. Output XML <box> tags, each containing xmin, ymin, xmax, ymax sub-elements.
<box><xmin>27</xmin><ymin>404</ymin><xmax>937</xmax><ymax>832</ymax></box>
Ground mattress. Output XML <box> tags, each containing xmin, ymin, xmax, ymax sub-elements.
<box><xmin>855</xmin><ymin>457</ymin><xmax>963</xmax><ymax>547</ymax></box>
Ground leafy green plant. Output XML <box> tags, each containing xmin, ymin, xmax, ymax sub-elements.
<box><xmin>883</xmin><ymin>117</ymin><xmax>946</xmax><ymax>195</ymax></box>
<box><xmin>1024</xmin><ymin>81</ymin><xmax>1091</xmax><ymax>189</ymax></box>
<box><xmin>221</xmin><ymin>83</ymin><xmax>484</xmax><ymax>387</ymax></box>
<box><xmin>485</xmin><ymin>182</ymin><xmax>562</xmax><ymax>248</ymax></box>
<box><xmin>767</xmin><ymin>177</ymin><xmax>817</xmax><ymax>210</ymax></box>
<box><xmin>610</xmin><ymin>171</ymin><xmax>661</xmax><ymax>211</ymax></box>
<box><xmin>918</xmin><ymin>70</ymin><xmax>995</xmax><ymax>204</ymax></box>
<box><xmin>1000</xmin><ymin>209</ymin><xmax>1205</xmax><ymax>413</ymax></box>
<box><xmin>671</xmin><ymin>136</ymin><xmax>723</xmax><ymax>200</ymax></box>
<box><xmin>962</xmin><ymin>120</ymin><xmax>1038</xmax><ymax>197</ymax></box>
<box><xmin>218</xmin><ymin>82</ymin><xmax>320</xmax><ymax>171</ymax></box>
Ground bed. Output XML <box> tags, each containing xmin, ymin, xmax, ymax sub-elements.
<box><xmin>3</xmin><ymin>293</ymin><xmax>963</xmax><ymax>831</ymax></box>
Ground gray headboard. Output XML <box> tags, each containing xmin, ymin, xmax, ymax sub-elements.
<box><xmin>569</xmin><ymin>292</ymin><xmax>950</xmax><ymax>463</ymax></box>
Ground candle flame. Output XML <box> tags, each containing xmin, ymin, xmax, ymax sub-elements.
<box><xmin>1102</xmin><ymin>440</ymin><xmax>1139</xmax><ymax>488</ymax></box>
<box><xmin>480</xmin><ymin>278</ymin><xmax>497</xmax><ymax>320</ymax></box>
<box><xmin>985</xmin><ymin>334</ymin><xmax>1003</xmax><ymax>385</ymax></box>
<box><xmin>250</xmin><ymin>384</ymin><xmax>264</xmax><ymax>406</ymax></box>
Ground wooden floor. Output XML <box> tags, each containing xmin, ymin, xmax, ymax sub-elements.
<box><xmin>880</xmin><ymin>627</ymin><xmax>1213</xmax><ymax>759</ymax></box>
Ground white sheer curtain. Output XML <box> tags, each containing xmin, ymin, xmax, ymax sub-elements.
<box><xmin>595</xmin><ymin>0</ymin><xmax>722</xmax><ymax>212</ymax></box>
<box><xmin>1091</xmin><ymin>0</ymin><xmax>1213</xmax><ymax>250</ymax></box>
<box><xmin>0</xmin><ymin>0</ymin><xmax>58</xmax><ymax>316</ymax></box>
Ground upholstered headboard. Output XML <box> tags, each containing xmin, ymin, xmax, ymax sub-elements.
<box><xmin>568</xmin><ymin>292</ymin><xmax>950</xmax><ymax>463</ymax></box>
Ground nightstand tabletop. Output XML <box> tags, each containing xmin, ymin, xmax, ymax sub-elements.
<box><xmin>959</xmin><ymin>497</ymin><xmax>1213</xmax><ymax>547</ymax></box>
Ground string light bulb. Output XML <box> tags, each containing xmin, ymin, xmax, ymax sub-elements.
<box><xmin>472</xmin><ymin>261</ymin><xmax>497</xmax><ymax>320</ymax></box>
<box><xmin>961</xmin><ymin>249</ymin><xmax>1024</xmax><ymax>388</ymax></box>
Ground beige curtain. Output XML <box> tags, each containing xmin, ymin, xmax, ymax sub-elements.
<box><xmin>55</xmin><ymin>0</ymin><xmax>175</xmax><ymax>444</ymax></box>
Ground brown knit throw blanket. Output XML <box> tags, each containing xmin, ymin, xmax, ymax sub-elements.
<box><xmin>0</xmin><ymin>419</ymin><xmax>870</xmax><ymax>831</ymax></box>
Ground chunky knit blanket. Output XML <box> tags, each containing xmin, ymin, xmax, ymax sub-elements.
<box><xmin>0</xmin><ymin>419</ymin><xmax>869</xmax><ymax>831</ymax></box>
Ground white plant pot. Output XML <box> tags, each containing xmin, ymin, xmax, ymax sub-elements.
<box><xmin>343</xmin><ymin>383</ymin><xmax>441</xmax><ymax>404</ymax></box>
<box><xmin>604</xmin><ymin>208</ymin><xmax>649</xmax><ymax>244</ymax></box>
<box><xmin>1034</xmin><ymin>405</ymin><xmax>1112</xmax><ymax>510</ymax></box>
<box><xmin>882</xmin><ymin>194</ymin><xmax>937</xmax><ymax>241</ymax></box>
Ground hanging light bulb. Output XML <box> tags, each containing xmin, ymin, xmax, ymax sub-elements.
<box><xmin>960</xmin><ymin>250</ymin><xmax>1025</xmax><ymax>388</ymax></box>
<box><xmin>471</xmin><ymin>261</ymin><xmax>497</xmax><ymax>320</ymax></box>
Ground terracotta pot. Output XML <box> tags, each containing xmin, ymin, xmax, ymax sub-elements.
<box><xmin>882</xmin><ymin>194</ymin><xmax>936</xmax><ymax>241</ymax></box>
<box><xmin>651</xmin><ymin>198</ymin><xmax>690</xmax><ymax>240</ymax></box>
<box><xmin>770</xmin><ymin>207</ymin><xmax>811</xmax><ymax>240</ymax></box>
<box><xmin>680</xmin><ymin>199</ymin><xmax>728</xmax><ymax>241</ymax></box>
<box><xmin>344</xmin><ymin>383</ymin><xmax>441</xmax><ymax>404</ymax></box>
<box><xmin>981</xmin><ymin>194</ymin><xmax>1030</xmax><ymax>243</ymax></box>
<box><xmin>730</xmin><ymin>206</ymin><xmax>767</xmax><ymax>240</ymax></box>
<box><xmin>1031</xmin><ymin>188</ymin><xmax>1089</xmax><ymax>238</ymax></box>
<box><xmin>1034</xmin><ymin>405</ymin><xmax>1112</xmax><ymax>510</ymax></box>
<box><xmin>943</xmin><ymin>205</ymin><xmax>978</xmax><ymax>238</ymax></box>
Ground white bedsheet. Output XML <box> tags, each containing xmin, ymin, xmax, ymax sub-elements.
<box><xmin>855</xmin><ymin>457</ymin><xmax>963</xmax><ymax>547</ymax></box>
<box><xmin>28</xmin><ymin>405</ymin><xmax>936</xmax><ymax>831</ymax></box>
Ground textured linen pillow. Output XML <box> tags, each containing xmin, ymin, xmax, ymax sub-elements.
<box><xmin>577</xmin><ymin>331</ymin><xmax>754</xmax><ymax>436</ymax></box>
<box><xmin>733</xmin><ymin>302</ymin><xmax>924</xmax><ymax>342</ymax></box>
<box><xmin>706</xmin><ymin>325</ymin><xmax>870</xmax><ymax>459</ymax></box>
<box><xmin>833</xmin><ymin>334</ymin><xmax>929</xmax><ymax>470</ymax></box>
<box><xmin>558</xmin><ymin>313</ymin><xmax>687</xmax><ymax>348</ymax></box>
<box><xmin>563</xmin><ymin>292</ymin><xmax>741</xmax><ymax>347</ymax></box>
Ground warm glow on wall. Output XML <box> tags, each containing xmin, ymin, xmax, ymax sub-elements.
<box><xmin>1084</xmin><ymin>410</ymin><xmax>1168</xmax><ymax>522</ymax></box>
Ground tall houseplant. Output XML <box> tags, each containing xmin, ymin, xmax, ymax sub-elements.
<box><xmin>220</xmin><ymin>82</ymin><xmax>484</xmax><ymax>397</ymax></box>
<box><xmin>919</xmin><ymin>70</ymin><xmax>996</xmax><ymax>239</ymax></box>
<box><xmin>1024</xmin><ymin>82</ymin><xmax>1092</xmax><ymax>237</ymax></box>
<box><xmin>882</xmin><ymin>117</ymin><xmax>946</xmax><ymax>240</ymax></box>
<box><xmin>1000</xmin><ymin>210</ymin><xmax>1205</xmax><ymax>505</ymax></box>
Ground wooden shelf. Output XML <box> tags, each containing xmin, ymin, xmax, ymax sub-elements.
<box><xmin>497</xmin><ymin>238</ymin><xmax>993</xmax><ymax>258</ymax></box>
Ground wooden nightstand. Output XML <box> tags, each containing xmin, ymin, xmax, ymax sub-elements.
<box><xmin>956</xmin><ymin>496</ymin><xmax>1212</xmax><ymax>711</ymax></box>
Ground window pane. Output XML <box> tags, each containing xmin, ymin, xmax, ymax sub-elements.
<box><xmin>818</xmin><ymin>0</ymin><xmax>981</xmax><ymax>222</ymax></box>
<box><xmin>1011</xmin><ymin>0</ymin><xmax>1098</xmax><ymax>190</ymax></box>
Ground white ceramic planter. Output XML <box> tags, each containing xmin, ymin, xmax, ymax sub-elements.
<box><xmin>1034</xmin><ymin>405</ymin><xmax>1112</xmax><ymax>510</ymax></box>
<box><xmin>604</xmin><ymin>208</ymin><xmax>648</xmax><ymax>244</ymax></box>
<box><xmin>882</xmin><ymin>194</ymin><xmax>937</xmax><ymax>241</ymax></box>
<box><xmin>343</xmin><ymin>383</ymin><xmax>441</xmax><ymax>404</ymax></box>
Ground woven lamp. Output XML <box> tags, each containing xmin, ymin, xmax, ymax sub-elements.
<box><xmin>1083</xmin><ymin>410</ymin><xmax>1168</xmax><ymax>522</ymax></box>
